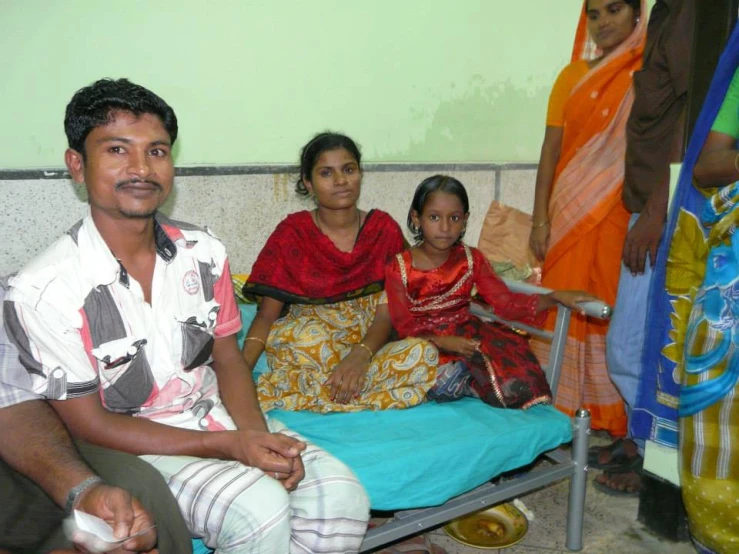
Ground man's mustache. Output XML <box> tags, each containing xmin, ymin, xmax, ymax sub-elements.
<box><xmin>115</xmin><ymin>179</ymin><xmax>163</xmax><ymax>191</ymax></box>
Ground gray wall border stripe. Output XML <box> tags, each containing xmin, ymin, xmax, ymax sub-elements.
<box><xmin>0</xmin><ymin>162</ymin><xmax>538</xmax><ymax>181</ymax></box>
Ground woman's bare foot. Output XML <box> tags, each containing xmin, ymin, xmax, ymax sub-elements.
<box><xmin>589</xmin><ymin>438</ymin><xmax>641</xmax><ymax>468</ymax></box>
<box><xmin>594</xmin><ymin>467</ymin><xmax>642</xmax><ymax>496</ymax></box>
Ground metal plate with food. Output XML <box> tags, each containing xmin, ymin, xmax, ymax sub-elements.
<box><xmin>443</xmin><ymin>502</ymin><xmax>529</xmax><ymax>549</ymax></box>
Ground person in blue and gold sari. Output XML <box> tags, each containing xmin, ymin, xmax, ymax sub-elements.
<box><xmin>659</xmin><ymin>30</ymin><xmax>739</xmax><ymax>553</ymax></box>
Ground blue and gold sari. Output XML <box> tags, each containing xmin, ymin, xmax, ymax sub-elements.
<box><xmin>641</xmin><ymin>24</ymin><xmax>739</xmax><ymax>553</ymax></box>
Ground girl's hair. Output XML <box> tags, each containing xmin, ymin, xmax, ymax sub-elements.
<box><xmin>585</xmin><ymin>0</ymin><xmax>640</xmax><ymax>15</ymax></box>
<box><xmin>295</xmin><ymin>132</ymin><xmax>362</xmax><ymax>195</ymax></box>
<box><xmin>407</xmin><ymin>174</ymin><xmax>470</xmax><ymax>244</ymax></box>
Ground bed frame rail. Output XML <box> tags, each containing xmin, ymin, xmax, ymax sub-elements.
<box><xmin>471</xmin><ymin>277</ymin><xmax>610</xmax><ymax>399</ymax></box>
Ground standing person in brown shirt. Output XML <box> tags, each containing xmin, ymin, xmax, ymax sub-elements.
<box><xmin>596</xmin><ymin>0</ymin><xmax>694</xmax><ymax>495</ymax></box>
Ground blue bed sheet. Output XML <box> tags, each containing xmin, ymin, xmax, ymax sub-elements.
<box><xmin>191</xmin><ymin>304</ymin><xmax>571</xmax><ymax>551</ymax></box>
<box><xmin>271</xmin><ymin>400</ymin><xmax>570</xmax><ymax>510</ymax></box>
<box><xmin>236</xmin><ymin>304</ymin><xmax>572</xmax><ymax>510</ymax></box>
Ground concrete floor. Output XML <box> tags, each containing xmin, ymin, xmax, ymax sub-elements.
<box><xmin>376</xmin><ymin>438</ymin><xmax>696</xmax><ymax>554</ymax></box>
<box><xmin>420</xmin><ymin>472</ymin><xmax>696</xmax><ymax>554</ymax></box>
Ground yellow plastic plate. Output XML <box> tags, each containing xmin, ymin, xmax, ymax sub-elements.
<box><xmin>443</xmin><ymin>503</ymin><xmax>529</xmax><ymax>550</ymax></box>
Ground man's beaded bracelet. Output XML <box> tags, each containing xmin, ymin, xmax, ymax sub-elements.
<box><xmin>65</xmin><ymin>476</ymin><xmax>105</xmax><ymax>514</ymax></box>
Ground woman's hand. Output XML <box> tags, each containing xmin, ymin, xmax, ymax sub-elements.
<box><xmin>432</xmin><ymin>336</ymin><xmax>480</xmax><ymax>357</ymax></box>
<box><xmin>327</xmin><ymin>347</ymin><xmax>372</xmax><ymax>403</ymax></box>
<box><xmin>528</xmin><ymin>224</ymin><xmax>550</xmax><ymax>262</ymax></box>
<box><xmin>547</xmin><ymin>290</ymin><xmax>599</xmax><ymax>314</ymax></box>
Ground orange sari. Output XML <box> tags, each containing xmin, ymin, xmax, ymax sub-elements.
<box><xmin>530</xmin><ymin>2</ymin><xmax>646</xmax><ymax>435</ymax></box>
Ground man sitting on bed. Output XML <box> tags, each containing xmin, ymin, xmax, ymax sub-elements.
<box><xmin>3</xmin><ymin>78</ymin><xmax>370</xmax><ymax>553</ymax></box>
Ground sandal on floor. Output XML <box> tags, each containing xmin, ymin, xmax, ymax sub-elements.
<box><xmin>376</xmin><ymin>534</ymin><xmax>448</xmax><ymax>554</ymax></box>
<box><xmin>592</xmin><ymin>466</ymin><xmax>643</xmax><ymax>497</ymax></box>
<box><xmin>587</xmin><ymin>438</ymin><xmax>641</xmax><ymax>471</ymax></box>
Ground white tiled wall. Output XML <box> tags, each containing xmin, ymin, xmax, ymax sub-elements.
<box><xmin>0</xmin><ymin>166</ymin><xmax>537</xmax><ymax>275</ymax></box>
<box><xmin>499</xmin><ymin>169</ymin><xmax>537</xmax><ymax>214</ymax></box>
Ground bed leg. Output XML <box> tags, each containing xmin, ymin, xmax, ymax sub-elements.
<box><xmin>565</xmin><ymin>408</ymin><xmax>590</xmax><ymax>551</ymax></box>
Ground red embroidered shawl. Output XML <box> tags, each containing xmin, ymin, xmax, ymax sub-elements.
<box><xmin>244</xmin><ymin>209</ymin><xmax>405</xmax><ymax>304</ymax></box>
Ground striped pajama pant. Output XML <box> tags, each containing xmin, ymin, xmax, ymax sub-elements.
<box><xmin>142</xmin><ymin>419</ymin><xmax>370</xmax><ymax>553</ymax></box>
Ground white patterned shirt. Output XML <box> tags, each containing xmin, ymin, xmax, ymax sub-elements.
<box><xmin>3</xmin><ymin>213</ymin><xmax>242</xmax><ymax>431</ymax></box>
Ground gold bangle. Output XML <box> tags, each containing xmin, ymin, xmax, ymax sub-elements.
<box><xmin>531</xmin><ymin>220</ymin><xmax>550</xmax><ymax>229</ymax></box>
<box><xmin>244</xmin><ymin>336</ymin><xmax>266</xmax><ymax>347</ymax></box>
<box><xmin>734</xmin><ymin>151</ymin><xmax>739</xmax><ymax>174</ymax></box>
<box><xmin>354</xmin><ymin>342</ymin><xmax>374</xmax><ymax>361</ymax></box>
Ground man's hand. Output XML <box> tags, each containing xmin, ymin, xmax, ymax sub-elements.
<box><xmin>432</xmin><ymin>336</ymin><xmax>480</xmax><ymax>357</ymax></box>
<box><xmin>74</xmin><ymin>483</ymin><xmax>157</xmax><ymax>553</ymax></box>
<box><xmin>622</xmin><ymin>210</ymin><xmax>664</xmax><ymax>275</ymax></box>
<box><xmin>231</xmin><ymin>430</ymin><xmax>306</xmax><ymax>491</ymax></box>
<box><xmin>279</xmin><ymin>447</ymin><xmax>305</xmax><ymax>492</ymax></box>
<box><xmin>326</xmin><ymin>348</ymin><xmax>371</xmax><ymax>404</ymax></box>
<box><xmin>249</xmin><ymin>432</ymin><xmax>306</xmax><ymax>492</ymax></box>
<box><xmin>222</xmin><ymin>429</ymin><xmax>306</xmax><ymax>487</ymax></box>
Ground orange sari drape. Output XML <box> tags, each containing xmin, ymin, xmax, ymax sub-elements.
<box><xmin>530</xmin><ymin>2</ymin><xmax>647</xmax><ymax>435</ymax></box>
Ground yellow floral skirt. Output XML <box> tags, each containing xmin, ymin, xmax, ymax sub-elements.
<box><xmin>257</xmin><ymin>293</ymin><xmax>438</xmax><ymax>413</ymax></box>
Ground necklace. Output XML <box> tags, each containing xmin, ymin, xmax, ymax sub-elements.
<box><xmin>314</xmin><ymin>208</ymin><xmax>362</xmax><ymax>250</ymax></box>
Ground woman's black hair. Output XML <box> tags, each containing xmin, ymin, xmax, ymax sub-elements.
<box><xmin>407</xmin><ymin>174</ymin><xmax>470</xmax><ymax>244</ymax></box>
<box><xmin>585</xmin><ymin>0</ymin><xmax>640</xmax><ymax>15</ymax></box>
<box><xmin>295</xmin><ymin>132</ymin><xmax>362</xmax><ymax>195</ymax></box>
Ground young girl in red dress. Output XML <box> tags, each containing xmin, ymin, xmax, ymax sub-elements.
<box><xmin>385</xmin><ymin>175</ymin><xmax>596</xmax><ymax>409</ymax></box>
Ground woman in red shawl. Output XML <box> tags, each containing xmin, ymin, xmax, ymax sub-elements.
<box><xmin>242</xmin><ymin>133</ymin><xmax>437</xmax><ymax>413</ymax></box>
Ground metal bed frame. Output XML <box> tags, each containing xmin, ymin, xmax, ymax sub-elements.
<box><xmin>360</xmin><ymin>278</ymin><xmax>607</xmax><ymax>552</ymax></box>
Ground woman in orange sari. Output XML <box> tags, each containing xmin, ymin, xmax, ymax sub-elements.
<box><xmin>528</xmin><ymin>0</ymin><xmax>646</xmax><ymax>435</ymax></box>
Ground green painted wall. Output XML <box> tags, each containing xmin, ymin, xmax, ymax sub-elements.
<box><xmin>0</xmin><ymin>0</ymin><xmax>582</xmax><ymax>168</ymax></box>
